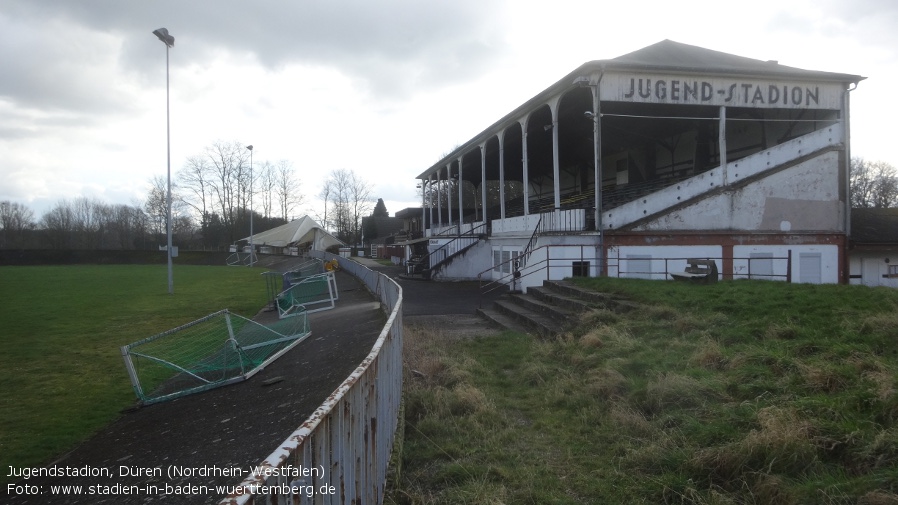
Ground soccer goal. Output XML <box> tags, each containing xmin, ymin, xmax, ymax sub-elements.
<box><xmin>226</xmin><ymin>251</ymin><xmax>258</xmax><ymax>266</ymax></box>
<box><xmin>275</xmin><ymin>271</ymin><xmax>339</xmax><ymax>318</ymax></box>
<box><xmin>120</xmin><ymin>309</ymin><xmax>311</xmax><ymax>405</ymax></box>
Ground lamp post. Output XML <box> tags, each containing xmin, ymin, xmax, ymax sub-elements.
<box><xmin>246</xmin><ymin>145</ymin><xmax>254</xmax><ymax>267</ymax></box>
<box><xmin>576</xmin><ymin>73</ymin><xmax>604</xmax><ymax>276</ymax></box>
<box><xmin>153</xmin><ymin>27</ymin><xmax>175</xmax><ymax>294</ymax></box>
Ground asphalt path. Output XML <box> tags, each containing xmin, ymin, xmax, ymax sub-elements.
<box><xmin>8</xmin><ymin>257</ymin><xmax>500</xmax><ymax>504</ymax></box>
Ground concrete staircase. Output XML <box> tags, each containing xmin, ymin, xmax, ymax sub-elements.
<box><xmin>476</xmin><ymin>280</ymin><xmax>638</xmax><ymax>337</ymax></box>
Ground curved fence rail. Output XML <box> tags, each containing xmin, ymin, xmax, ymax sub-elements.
<box><xmin>219</xmin><ymin>252</ymin><xmax>403</xmax><ymax>505</ymax></box>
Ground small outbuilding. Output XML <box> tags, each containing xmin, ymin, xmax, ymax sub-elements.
<box><xmin>849</xmin><ymin>208</ymin><xmax>898</xmax><ymax>288</ymax></box>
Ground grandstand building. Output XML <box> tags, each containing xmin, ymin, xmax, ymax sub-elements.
<box><xmin>411</xmin><ymin>40</ymin><xmax>864</xmax><ymax>290</ymax></box>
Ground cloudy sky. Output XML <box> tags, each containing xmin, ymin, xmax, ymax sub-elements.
<box><xmin>1</xmin><ymin>0</ymin><xmax>895</xmax><ymax>221</ymax></box>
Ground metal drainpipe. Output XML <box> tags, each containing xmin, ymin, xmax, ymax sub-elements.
<box><xmin>843</xmin><ymin>81</ymin><xmax>858</xmax><ymax>284</ymax></box>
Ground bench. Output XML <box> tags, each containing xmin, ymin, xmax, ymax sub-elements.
<box><xmin>670</xmin><ymin>259</ymin><xmax>719</xmax><ymax>284</ymax></box>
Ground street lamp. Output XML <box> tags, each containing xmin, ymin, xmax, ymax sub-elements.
<box><xmin>153</xmin><ymin>27</ymin><xmax>175</xmax><ymax>294</ymax></box>
<box><xmin>576</xmin><ymin>74</ymin><xmax>604</xmax><ymax>276</ymax></box>
<box><xmin>246</xmin><ymin>145</ymin><xmax>254</xmax><ymax>267</ymax></box>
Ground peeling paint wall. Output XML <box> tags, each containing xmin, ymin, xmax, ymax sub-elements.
<box><xmin>635</xmin><ymin>151</ymin><xmax>842</xmax><ymax>232</ymax></box>
<box><xmin>849</xmin><ymin>252</ymin><xmax>898</xmax><ymax>288</ymax></box>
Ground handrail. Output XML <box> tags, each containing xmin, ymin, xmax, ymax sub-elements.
<box><xmin>519</xmin><ymin>215</ymin><xmax>542</xmax><ymax>268</ymax></box>
<box><xmin>414</xmin><ymin>222</ymin><xmax>487</xmax><ymax>273</ymax></box>
<box><xmin>475</xmin><ymin>217</ymin><xmax>540</xmax><ymax>295</ymax></box>
<box><xmin>479</xmin><ymin>243</ymin><xmax>601</xmax><ymax>297</ymax></box>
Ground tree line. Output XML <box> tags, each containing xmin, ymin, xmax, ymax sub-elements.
<box><xmin>4</xmin><ymin>155</ymin><xmax>894</xmax><ymax>251</ymax></box>
<box><xmin>849</xmin><ymin>157</ymin><xmax>898</xmax><ymax>209</ymax></box>
<box><xmin>0</xmin><ymin>140</ymin><xmax>307</xmax><ymax>251</ymax></box>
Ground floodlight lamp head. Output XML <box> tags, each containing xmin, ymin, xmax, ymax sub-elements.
<box><xmin>573</xmin><ymin>76</ymin><xmax>591</xmax><ymax>87</ymax></box>
<box><xmin>153</xmin><ymin>28</ymin><xmax>175</xmax><ymax>47</ymax></box>
<box><xmin>246</xmin><ymin>145</ymin><xmax>253</xmax><ymax>151</ymax></box>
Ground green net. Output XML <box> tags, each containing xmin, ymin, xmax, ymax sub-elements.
<box><xmin>276</xmin><ymin>271</ymin><xmax>338</xmax><ymax>318</ymax></box>
<box><xmin>121</xmin><ymin>309</ymin><xmax>311</xmax><ymax>405</ymax></box>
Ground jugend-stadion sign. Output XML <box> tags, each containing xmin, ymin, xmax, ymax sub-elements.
<box><xmin>601</xmin><ymin>74</ymin><xmax>843</xmax><ymax>109</ymax></box>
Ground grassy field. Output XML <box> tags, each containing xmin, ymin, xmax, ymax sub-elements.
<box><xmin>0</xmin><ymin>264</ymin><xmax>268</xmax><ymax>482</ymax></box>
<box><xmin>392</xmin><ymin>279</ymin><xmax>898</xmax><ymax>504</ymax></box>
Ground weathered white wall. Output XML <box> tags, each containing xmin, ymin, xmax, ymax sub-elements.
<box><xmin>605</xmin><ymin>243</ymin><xmax>839</xmax><ymax>284</ymax></box>
<box><xmin>849</xmin><ymin>252</ymin><xmax>898</xmax><ymax>288</ymax></box>
<box><xmin>603</xmin><ymin>125</ymin><xmax>843</xmax><ymax>232</ymax></box>
<box><xmin>431</xmin><ymin>239</ymin><xmax>494</xmax><ymax>281</ymax></box>
<box><xmin>606</xmin><ymin>245</ymin><xmax>723</xmax><ymax>280</ymax></box>
<box><xmin>638</xmin><ymin>151</ymin><xmax>842</xmax><ymax>232</ymax></box>
<box><xmin>733</xmin><ymin>244</ymin><xmax>839</xmax><ymax>284</ymax></box>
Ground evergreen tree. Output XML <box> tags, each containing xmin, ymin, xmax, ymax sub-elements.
<box><xmin>372</xmin><ymin>198</ymin><xmax>388</xmax><ymax>217</ymax></box>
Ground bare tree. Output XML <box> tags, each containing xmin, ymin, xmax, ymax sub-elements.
<box><xmin>257</xmin><ymin>161</ymin><xmax>275</xmax><ymax>219</ymax></box>
<box><xmin>145</xmin><ymin>175</ymin><xmax>169</xmax><ymax>239</ymax></box>
<box><xmin>105</xmin><ymin>204</ymin><xmax>148</xmax><ymax>250</ymax></box>
<box><xmin>204</xmin><ymin>140</ymin><xmax>251</xmax><ymax>243</ymax></box>
<box><xmin>41</xmin><ymin>199</ymin><xmax>76</xmax><ymax>249</ymax></box>
<box><xmin>318</xmin><ymin>177</ymin><xmax>335</xmax><ymax>232</ymax></box>
<box><xmin>349</xmin><ymin>171</ymin><xmax>373</xmax><ymax>244</ymax></box>
<box><xmin>0</xmin><ymin>201</ymin><xmax>36</xmax><ymax>249</ymax></box>
<box><xmin>275</xmin><ymin>160</ymin><xmax>303</xmax><ymax>221</ymax></box>
<box><xmin>71</xmin><ymin>197</ymin><xmax>105</xmax><ymax>249</ymax></box>
<box><xmin>178</xmin><ymin>155</ymin><xmax>211</xmax><ymax>227</ymax></box>
<box><xmin>320</xmin><ymin>168</ymin><xmax>372</xmax><ymax>244</ymax></box>
<box><xmin>851</xmin><ymin>157</ymin><xmax>898</xmax><ymax>208</ymax></box>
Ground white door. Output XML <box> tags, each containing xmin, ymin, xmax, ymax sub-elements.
<box><xmin>798</xmin><ymin>253</ymin><xmax>822</xmax><ymax>284</ymax></box>
<box><xmin>861</xmin><ymin>258</ymin><xmax>880</xmax><ymax>287</ymax></box>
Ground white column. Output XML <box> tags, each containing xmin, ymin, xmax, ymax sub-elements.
<box><xmin>437</xmin><ymin>167</ymin><xmax>443</xmax><ymax>226</ymax></box>
<box><xmin>480</xmin><ymin>144</ymin><xmax>487</xmax><ymax>225</ymax></box>
<box><xmin>447</xmin><ymin>164</ymin><xmax>453</xmax><ymax>226</ymax></box>
<box><xmin>552</xmin><ymin>115</ymin><xmax>561</xmax><ymax>213</ymax></box>
<box><xmin>522</xmin><ymin>122</ymin><xmax>530</xmax><ymax>216</ymax></box>
<box><xmin>428</xmin><ymin>175</ymin><xmax>434</xmax><ymax>233</ymax></box>
<box><xmin>499</xmin><ymin>133</ymin><xmax>506</xmax><ymax>220</ymax></box>
<box><xmin>457</xmin><ymin>157</ymin><xmax>464</xmax><ymax>228</ymax></box>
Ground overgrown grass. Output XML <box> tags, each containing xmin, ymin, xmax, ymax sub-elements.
<box><xmin>391</xmin><ymin>279</ymin><xmax>898</xmax><ymax>504</ymax></box>
<box><xmin>0</xmin><ymin>264</ymin><xmax>268</xmax><ymax>482</ymax></box>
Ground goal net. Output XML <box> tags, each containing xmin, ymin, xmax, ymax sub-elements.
<box><xmin>121</xmin><ymin>309</ymin><xmax>311</xmax><ymax>405</ymax></box>
<box><xmin>276</xmin><ymin>271</ymin><xmax>339</xmax><ymax>318</ymax></box>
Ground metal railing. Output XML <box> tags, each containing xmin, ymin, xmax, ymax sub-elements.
<box><xmin>478</xmin><ymin>243</ymin><xmax>601</xmax><ymax>296</ymax></box>
<box><xmin>612</xmin><ymin>254</ymin><xmax>792</xmax><ymax>282</ymax></box>
<box><xmin>220</xmin><ymin>252</ymin><xmax>402</xmax><ymax>505</ymax></box>
<box><xmin>479</xmin><ymin>246</ymin><xmax>795</xmax><ymax>296</ymax></box>
<box><xmin>409</xmin><ymin>222</ymin><xmax>487</xmax><ymax>276</ymax></box>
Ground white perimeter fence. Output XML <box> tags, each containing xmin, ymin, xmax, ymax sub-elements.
<box><xmin>220</xmin><ymin>252</ymin><xmax>403</xmax><ymax>505</ymax></box>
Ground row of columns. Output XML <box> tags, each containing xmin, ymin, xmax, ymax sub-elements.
<box><xmin>420</xmin><ymin>84</ymin><xmax>599</xmax><ymax>235</ymax></box>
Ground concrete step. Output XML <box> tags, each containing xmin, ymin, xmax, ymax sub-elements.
<box><xmin>476</xmin><ymin>307</ymin><xmax>532</xmax><ymax>335</ymax></box>
<box><xmin>475</xmin><ymin>279</ymin><xmax>639</xmax><ymax>337</ymax></box>
<box><xmin>542</xmin><ymin>280</ymin><xmax>641</xmax><ymax>313</ymax></box>
<box><xmin>527</xmin><ymin>285</ymin><xmax>593</xmax><ymax>313</ymax></box>
<box><xmin>507</xmin><ymin>292</ymin><xmax>578</xmax><ymax>324</ymax></box>
<box><xmin>493</xmin><ymin>298</ymin><xmax>563</xmax><ymax>337</ymax></box>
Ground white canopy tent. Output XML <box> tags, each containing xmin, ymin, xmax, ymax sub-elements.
<box><xmin>239</xmin><ymin>216</ymin><xmax>344</xmax><ymax>252</ymax></box>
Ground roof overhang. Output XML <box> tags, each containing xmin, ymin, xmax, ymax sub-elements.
<box><xmin>416</xmin><ymin>39</ymin><xmax>865</xmax><ymax>181</ymax></box>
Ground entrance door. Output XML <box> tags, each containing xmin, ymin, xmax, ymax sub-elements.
<box><xmin>861</xmin><ymin>258</ymin><xmax>880</xmax><ymax>287</ymax></box>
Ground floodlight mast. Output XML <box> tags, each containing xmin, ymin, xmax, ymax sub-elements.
<box><xmin>153</xmin><ymin>27</ymin><xmax>175</xmax><ymax>294</ymax></box>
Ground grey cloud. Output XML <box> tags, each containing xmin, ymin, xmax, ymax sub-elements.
<box><xmin>2</xmin><ymin>0</ymin><xmax>510</xmax><ymax>107</ymax></box>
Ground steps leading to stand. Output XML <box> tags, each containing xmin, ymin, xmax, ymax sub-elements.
<box><xmin>477</xmin><ymin>279</ymin><xmax>638</xmax><ymax>337</ymax></box>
